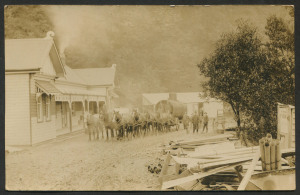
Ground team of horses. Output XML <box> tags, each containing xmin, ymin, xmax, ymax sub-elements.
<box><xmin>86</xmin><ymin>111</ymin><xmax>180</xmax><ymax>141</ymax></box>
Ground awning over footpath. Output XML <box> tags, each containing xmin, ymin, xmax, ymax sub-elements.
<box><xmin>35</xmin><ymin>80</ymin><xmax>61</xmax><ymax>95</ymax></box>
<box><xmin>54</xmin><ymin>85</ymin><xmax>106</xmax><ymax>96</ymax></box>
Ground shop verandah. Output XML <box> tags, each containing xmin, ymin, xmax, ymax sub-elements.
<box><xmin>55</xmin><ymin>94</ymin><xmax>105</xmax><ymax>136</ymax></box>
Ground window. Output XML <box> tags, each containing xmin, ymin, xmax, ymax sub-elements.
<box><xmin>45</xmin><ymin>96</ymin><xmax>51</xmax><ymax>121</ymax></box>
<box><xmin>37</xmin><ymin>95</ymin><xmax>43</xmax><ymax>122</ymax></box>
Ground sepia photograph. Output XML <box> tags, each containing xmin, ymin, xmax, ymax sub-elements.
<box><xmin>4</xmin><ymin>5</ymin><xmax>295</xmax><ymax>191</ymax></box>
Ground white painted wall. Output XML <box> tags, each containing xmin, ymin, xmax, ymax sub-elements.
<box><xmin>203</xmin><ymin>101</ymin><xmax>223</xmax><ymax>118</ymax></box>
<box><xmin>5</xmin><ymin>74</ymin><xmax>31</xmax><ymax>145</ymax></box>
<box><xmin>30</xmin><ymin>76</ymin><xmax>56</xmax><ymax>144</ymax></box>
<box><xmin>186</xmin><ymin>103</ymin><xmax>198</xmax><ymax>116</ymax></box>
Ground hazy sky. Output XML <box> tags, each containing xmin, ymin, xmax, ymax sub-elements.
<box><xmin>44</xmin><ymin>5</ymin><xmax>293</xmax><ymax>95</ymax></box>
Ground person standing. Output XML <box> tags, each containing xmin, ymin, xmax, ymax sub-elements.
<box><xmin>84</xmin><ymin>110</ymin><xmax>89</xmax><ymax>134</ymax></box>
<box><xmin>87</xmin><ymin>113</ymin><xmax>96</xmax><ymax>141</ymax></box>
<box><xmin>99</xmin><ymin>111</ymin><xmax>105</xmax><ymax>139</ymax></box>
<box><xmin>199</xmin><ymin>112</ymin><xmax>203</xmax><ymax>132</ymax></box>
<box><xmin>182</xmin><ymin>112</ymin><xmax>189</xmax><ymax>131</ymax></box>
<box><xmin>192</xmin><ymin>111</ymin><xmax>200</xmax><ymax>133</ymax></box>
<box><xmin>202</xmin><ymin>112</ymin><xmax>209</xmax><ymax>133</ymax></box>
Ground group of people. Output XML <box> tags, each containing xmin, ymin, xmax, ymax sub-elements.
<box><xmin>182</xmin><ymin>111</ymin><xmax>209</xmax><ymax>134</ymax></box>
<box><xmin>84</xmin><ymin>111</ymin><xmax>105</xmax><ymax>141</ymax></box>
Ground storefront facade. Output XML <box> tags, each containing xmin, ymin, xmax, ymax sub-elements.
<box><xmin>5</xmin><ymin>32</ymin><xmax>116</xmax><ymax>146</ymax></box>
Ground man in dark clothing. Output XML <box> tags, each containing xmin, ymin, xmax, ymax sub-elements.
<box><xmin>192</xmin><ymin>112</ymin><xmax>200</xmax><ymax>133</ymax></box>
<box><xmin>202</xmin><ymin>112</ymin><xmax>209</xmax><ymax>133</ymax></box>
<box><xmin>87</xmin><ymin>113</ymin><xmax>96</xmax><ymax>141</ymax></box>
<box><xmin>115</xmin><ymin>111</ymin><xmax>123</xmax><ymax>138</ymax></box>
<box><xmin>183</xmin><ymin>112</ymin><xmax>189</xmax><ymax>130</ymax></box>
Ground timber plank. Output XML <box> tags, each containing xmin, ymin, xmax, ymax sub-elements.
<box><xmin>162</xmin><ymin>162</ymin><xmax>246</xmax><ymax>190</ymax></box>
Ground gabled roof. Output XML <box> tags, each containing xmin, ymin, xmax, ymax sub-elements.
<box><xmin>57</xmin><ymin>65</ymin><xmax>116</xmax><ymax>86</ymax></box>
<box><xmin>5</xmin><ymin>32</ymin><xmax>65</xmax><ymax>76</ymax></box>
<box><xmin>176</xmin><ymin>92</ymin><xmax>205</xmax><ymax>103</ymax></box>
<box><xmin>5</xmin><ymin>38</ymin><xmax>53</xmax><ymax>71</ymax></box>
<box><xmin>54</xmin><ymin>84</ymin><xmax>106</xmax><ymax>96</ymax></box>
<box><xmin>56</xmin><ymin>65</ymin><xmax>86</xmax><ymax>84</ymax></box>
<box><xmin>35</xmin><ymin>80</ymin><xmax>61</xmax><ymax>95</ymax></box>
<box><xmin>142</xmin><ymin>93</ymin><xmax>169</xmax><ymax>105</ymax></box>
<box><xmin>73</xmin><ymin>65</ymin><xmax>116</xmax><ymax>86</ymax></box>
<box><xmin>5</xmin><ymin>32</ymin><xmax>116</xmax><ymax>88</ymax></box>
<box><xmin>142</xmin><ymin>92</ymin><xmax>221</xmax><ymax>105</ymax></box>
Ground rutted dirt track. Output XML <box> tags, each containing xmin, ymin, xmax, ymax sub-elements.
<box><xmin>6</xmin><ymin>128</ymin><xmax>215</xmax><ymax>191</ymax></box>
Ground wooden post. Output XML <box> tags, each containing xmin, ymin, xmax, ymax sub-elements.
<box><xmin>82</xmin><ymin>101</ymin><xmax>85</xmax><ymax>130</ymax></box>
<box><xmin>259</xmin><ymin>138</ymin><xmax>266</xmax><ymax>171</ymax></box>
<box><xmin>270</xmin><ymin>141</ymin><xmax>276</xmax><ymax>170</ymax></box>
<box><xmin>264</xmin><ymin>140</ymin><xmax>271</xmax><ymax>171</ymax></box>
<box><xmin>96</xmin><ymin>101</ymin><xmax>99</xmax><ymax>114</ymax></box>
<box><xmin>68</xmin><ymin>100</ymin><xmax>72</xmax><ymax>132</ymax></box>
<box><xmin>276</xmin><ymin>139</ymin><xmax>282</xmax><ymax>170</ymax></box>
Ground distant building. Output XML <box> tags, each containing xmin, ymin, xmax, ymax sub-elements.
<box><xmin>5</xmin><ymin>32</ymin><xmax>117</xmax><ymax>146</ymax></box>
<box><xmin>142</xmin><ymin>92</ymin><xmax>224</xmax><ymax>118</ymax></box>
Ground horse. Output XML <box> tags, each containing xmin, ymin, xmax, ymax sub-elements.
<box><xmin>86</xmin><ymin>113</ymin><xmax>99</xmax><ymax>141</ymax></box>
<box><xmin>103</xmin><ymin>112</ymin><xmax>117</xmax><ymax>140</ymax></box>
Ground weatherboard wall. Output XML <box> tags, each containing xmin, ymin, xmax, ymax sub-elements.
<box><xmin>30</xmin><ymin>76</ymin><xmax>57</xmax><ymax>145</ymax></box>
<box><xmin>5</xmin><ymin>74</ymin><xmax>31</xmax><ymax>145</ymax></box>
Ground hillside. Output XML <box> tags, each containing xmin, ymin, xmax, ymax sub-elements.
<box><xmin>4</xmin><ymin>5</ymin><xmax>292</xmax><ymax>105</ymax></box>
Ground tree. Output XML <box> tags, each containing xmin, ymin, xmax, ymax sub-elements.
<box><xmin>198</xmin><ymin>16</ymin><xmax>294</xmax><ymax>139</ymax></box>
<box><xmin>265</xmin><ymin>15</ymin><xmax>294</xmax><ymax>105</ymax></box>
<box><xmin>241</xmin><ymin>15</ymin><xmax>295</xmax><ymax>137</ymax></box>
<box><xmin>5</xmin><ymin>5</ymin><xmax>53</xmax><ymax>39</ymax></box>
<box><xmin>198</xmin><ymin>20</ymin><xmax>267</xmax><ymax>128</ymax></box>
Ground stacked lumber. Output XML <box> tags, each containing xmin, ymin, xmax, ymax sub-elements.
<box><xmin>158</xmin><ymin>133</ymin><xmax>296</xmax><ymax>191</ymax></box>
<box><xmin>169</xmin><ymin>134</ymin><xmax>235</xmax><ymax>150</ymax></box>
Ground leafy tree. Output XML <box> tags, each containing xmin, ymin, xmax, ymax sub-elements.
<box><xmin>198</xmin><ymin>16</ymin><xmax>294</xmax><ymax>140</ymax></box>
<box><xmin>198</xmin><ymin>20</ymin><xmax>266</xmax><ymax>128</ymax></box>
<box><xmin>265</xmin><ymin>15</ymin><xmax>294</xmax><ymax>105</ymax></box>
<box><xmin>241</xmin><ymin>15</ymin><xmax>295</xmax><ymax>137</ymax></box>
<box><xmin>5</xmin><ymin>5</ymin><xmax>53</xmax><ymax>39</ymax></box>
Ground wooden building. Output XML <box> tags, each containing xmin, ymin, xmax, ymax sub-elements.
<box><xmin>142</xmin><ymin>92</ymin><xmax>224</xmax><ymax>118</ymax></box>
<box><xmin>5</xmin><ymin>32</ymin><xmax>116</xmax><ymax>146</ymax></box>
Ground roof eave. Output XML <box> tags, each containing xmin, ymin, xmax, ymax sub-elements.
<box><xmin>5</xmin><ymin>68</ymin><xmax>41</xmax><ymax>73</ymax></box>
<box><xmin>88</xmin><ymin>84</ymin><xmax>113</xmax><ymax>87</ymax></box>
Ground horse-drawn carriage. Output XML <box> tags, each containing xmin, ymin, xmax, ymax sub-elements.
<box><xmin>86</xmin><ymin>100</ymin><xmax>187</xmax><ymax>141</ymax></box>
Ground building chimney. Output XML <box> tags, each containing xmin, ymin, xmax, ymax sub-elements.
<box><xmin>169</xmin><ymin>93</ymin><xmax>177</xmax><ymax>101</ymax></box>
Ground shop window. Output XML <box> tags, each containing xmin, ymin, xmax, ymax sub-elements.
<box><xmin>37</xmin><ymin>95</ymin><xmax>43</xmax><ymax>122</ymax></box>
<box><xmin>45</xmin><ymin>96</ymin><xmax>51</xmax><ymax>121</ymax></box>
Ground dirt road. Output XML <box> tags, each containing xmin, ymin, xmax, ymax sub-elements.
<box><xmin>6</xmin><ymin>128</ymin><xmax>215</xmax><ymax>191</ymax></box>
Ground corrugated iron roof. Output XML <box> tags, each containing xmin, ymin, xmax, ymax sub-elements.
<box><xmin>5</xmin><ymin>37</ymin><xmax>115</xmax><ymax>87</ymax></box>
<box><xmin>5</xmin><ymin>38</ymin><xmax>53</xmax><ymax>71</ymax></box>
<box><xmin>54</xmin><ymin>85</ymin><xmax>106</xmax><ymax>96</ymax></box>
<box><xmin>56</xmin><ymin>65</ymin><xmax>86</xmax><ymax>84</ymax></box>
<box><xmin>35</xmin><ymin>80</ymin><xmax>61</xmax><ymax>95</ymax></box>
<box><xmin>73</xmin><ymin>66</ymin><xmax>115</xmax><ymax>86</ymax></box>
<box><xmin>176</xmin><ymin>92</ymin><xmax>205</xmax><ymax>103</ymax></box>
<box><xmin>142</xmin><ymin>92</ymin><xmax>221</xmax><ymax>105</ymax></box>
<box><xmin>142</xmin><ymin>93</ymin><xmax>169</xmax><ymax>105</ymax></box>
